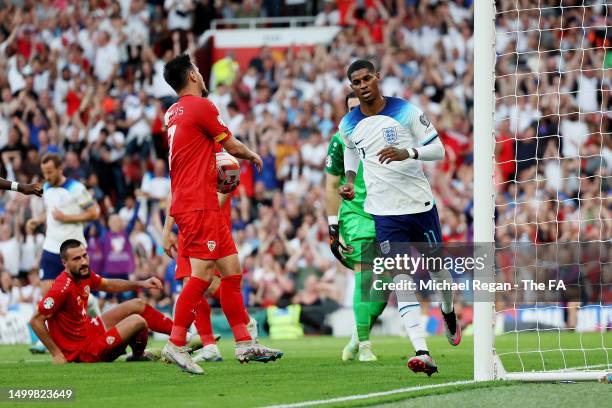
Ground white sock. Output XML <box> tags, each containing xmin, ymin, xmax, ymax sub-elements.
<box><xmin>398</xmin><ymin>301</ymin><xmax>428</xmax><ymax>352</ymax></box>
<box><xmin>348</xmin><ymin>330</ymin><xmax>358</xmax><ymax>347</ymax></box>
<box><xmin>359</xmin><ymin>340</ymin><xmax>371</xmax><ymax>349</ymax></box>
<box><xmin>428</xmin><ymin>269</ymin><xmax>454</xmax><ymax>314</ymax></box>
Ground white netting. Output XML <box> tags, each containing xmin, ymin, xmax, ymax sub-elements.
<box><xmin>492</xmin><ymin>0</ymin><xmax>611</xmax><ymax>375</ymax></box>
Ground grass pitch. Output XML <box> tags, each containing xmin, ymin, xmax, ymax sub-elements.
<box><xmin>0</xmin><ymin>333</ymin><xmax>609</xmax><ymax>408</ymax></box>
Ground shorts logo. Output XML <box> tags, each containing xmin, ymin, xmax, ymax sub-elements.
<box><xmin>43</xmin><ymin>297</ymin><xmax>54</xmax><ymax>310</ymax></box>
<box><xmin>380</xmin><ymin>240</ymin><xmax>391</xmax><ymax>255</ymax></box>
<box><xmin>106</xmin><ymin>336</ymin><xmax>115</xmax><ymax>345</ymax></box>
<box><xmin>208</xmin><ymin>241</ymin><xmax>216</xmax><ymax>252</ymax></box>
<box><xmin>419</xmin><ymin>114</ymin><xmax>430</xmax><ymax>128</ymax></box>
<box><xmin>382</xmin><ymin>127</ymin><xmax>398</xmax><ymax>145</ymax></box>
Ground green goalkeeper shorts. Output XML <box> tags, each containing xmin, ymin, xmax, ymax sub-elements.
<box><xmin>339</xmin><ymin>211</ymin><xmax>376</xmax><ymax>270</ymax></box>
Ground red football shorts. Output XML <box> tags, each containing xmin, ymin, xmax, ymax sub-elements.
<box><xmin>174</xmin><ymin>209</ymin><xmax>237</xmax><ymax>261</ymax></box>
<box><xmin>77</xmin><ymin>317</ymin><xmax>125</xmax><ymax>363</ymax></box>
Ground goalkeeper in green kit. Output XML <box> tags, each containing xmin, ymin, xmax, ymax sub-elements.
<box><xmin>325</xmin><ymin>92</ymin><xmax>387</xmax><ymax>362</ymax></box>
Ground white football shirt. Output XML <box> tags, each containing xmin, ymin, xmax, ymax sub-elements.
<box><xmin>42</xmin><ymin>179</ymin><xmax>94</xmax><ymax>253</ymax></box>
<box><xmin>339</xmin><ymin>96</ymin><xmax>440</xmax><ymax>216</ymax></box>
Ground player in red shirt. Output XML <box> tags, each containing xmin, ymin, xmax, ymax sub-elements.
<box><xmin>29</xmin><ymin>239</ymin><xmax>174</xmax><ymax>364</ymax></box>
<box><xmin>167</xmin><ymin>189</ymin><xmax>258</xmax><ymax>363</ymax></box>
<box><xmin>160</xmin><ymin>54</ymin><xmax>282</xmax><ymax>374</ymax></box>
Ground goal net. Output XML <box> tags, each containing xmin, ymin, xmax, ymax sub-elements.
<box><xmin>474</xmin><ymin>0</ymin><xmax>611</xmax><ymax>381</ymax></box>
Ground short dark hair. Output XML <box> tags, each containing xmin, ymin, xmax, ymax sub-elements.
<box><xmin>41</xmin><ymin>153</ymin><xmax>62</xmax><ymax>168</ymax></box>
<box><xmin>345</xmin><ymin>91</ymin><xmax>356</xmax><ymax>108</ymax></box>
<box><xmin>60</xmin><ymin>239</ymin><xmax>83</xmax><ymax>260</ymax></box>
<box><xmin>163</xmin><ymin>54</ymin><xmax>193</xmax><ymax>93</ymax></box>
<box><xmin>346</xmin><ymin>59</ymin><xmax>376</xmax><ymax>80</ymax></box>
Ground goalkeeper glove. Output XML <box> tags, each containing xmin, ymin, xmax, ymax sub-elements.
<box><xmin>328</xmin><ymin>223</ymin><xmax>353</xmax><ymax>269</ymax></box>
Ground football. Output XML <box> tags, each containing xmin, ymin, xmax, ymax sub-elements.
<box><xmin>216</xmin><ymin>151</ymin><xmax>240</xmax><ymax>194</ymax></box>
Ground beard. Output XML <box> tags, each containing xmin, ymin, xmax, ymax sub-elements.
<box><xmin>71</xmin><ymin>266</ymin><xmax>90</xmax><ymax>280</ymax></box>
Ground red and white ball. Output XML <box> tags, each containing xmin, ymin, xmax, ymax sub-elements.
<box><xmin>216</xmin><ymin>151</ymin><xmax>240</xmax><ymax>194</ymax></box>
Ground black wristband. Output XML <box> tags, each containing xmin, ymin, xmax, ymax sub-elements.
<box><xmin>412</xmin><ymin>148</ymin><xmax>419</xmax><ymax>160</ymax></box>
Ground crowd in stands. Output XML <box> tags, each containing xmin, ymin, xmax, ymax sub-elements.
<box><xmin>493</xmin><ymin>1</ymin><xmax>611</xmax><ymax>305</ymax></box>
<box><xmin>0</xmin><ymin>0</ymin><xmax>609</xmax><ymax>319</ymax></box>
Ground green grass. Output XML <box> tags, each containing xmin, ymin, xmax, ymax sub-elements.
<box><xmin>0</xmin><ymin>334</ymin><xmax>609</xmax><ymax>408</ymax></box>
<box><xmin>370</xmin><ymin>383</ymin><xmax>609</xmax><ymax>408</ymax></box>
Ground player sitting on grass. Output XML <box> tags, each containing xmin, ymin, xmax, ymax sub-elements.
<box><xmin>30</xmin><ymin>239</ymin><xmax>174</xmax><ymax>364</ymax></box>
<box><xmin>28</xmin><ymin>154</ymin><xmax>101</xmax><ymax>355</ymax></box>
<box><xmin>338</xmin><ymin>60</ymin><xmax>461</xmax><ymax>376</ymax></box>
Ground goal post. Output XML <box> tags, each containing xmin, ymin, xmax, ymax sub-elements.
<box><xmin>473</xmin><ymin>0</ymin><xmax>497</xmax><ymax>382</ymax></box>
<box><xmin>473</xmin><ymin>0</ymin><xmax>611</xmax><ymax>382</ymax></box>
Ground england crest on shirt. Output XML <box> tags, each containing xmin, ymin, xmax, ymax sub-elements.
<box><xmin>382</xmin><ymin>127</ymin><xmax>398</xmax><ymax>145</ymax></box>
<box><xmin>380</xmin><ymin>240</ymin><xmax>391</xmax><ymax>255</ymax></box>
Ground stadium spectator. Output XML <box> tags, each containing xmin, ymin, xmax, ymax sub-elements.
<box><xmin>315</xmin><ymin>1</ymin><xmax>341</xmax><ymax>26</ymax></box>
<box><xmin>0</xmin><ymin>270</ymin><xmax>15</xmax><ymax>315</ymax></box>
<box><xmin>140</xmin><ymin>159</ymin><xmax>171</xmax><ymax>202</ymax></box>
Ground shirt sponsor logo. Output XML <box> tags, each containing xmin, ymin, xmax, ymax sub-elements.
<box><xmin>382</xmin><ymin>127</ymin><xmax>398</xmax><ymax>145</ymax></box>
<box><xmin>208</xmin><ymin>241</ymin><xmax>216</xmax><ymax>252</ymax></box>
<box><xmin>43</xmin><ymin>297</ymin><xmax>54</xmax><ymax>310</ymax></box>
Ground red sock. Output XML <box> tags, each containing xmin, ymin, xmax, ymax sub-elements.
<box><xmin>220</xmin><ymin>274</ymin><xmax>251</xmax><ymax>342</ymax></box>
<box><xmin>170</xmin><ymin>276</ymin><xmax>210</xmax><ymax>347</ymax></box>
<box><xmin>210</xmin><ymin>282</ymin><xmax>249</xmax><ymax>329</ymax></box>
<box><xmin>194</xmin><ymin>299</ymin><xmax>215</xmax><ymax>346</ymax></box>
<box><xmin>141</xmin><ymin>304</ymin><xmax>173</xmax><ymax>335</ymax></box>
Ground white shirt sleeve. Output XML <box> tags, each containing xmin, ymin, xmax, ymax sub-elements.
<box><xmin>414</xmin><ymin>136</ymin><xmax>445</xmax><ymax>161</ymax></box>
<box><xmin>73</xmin><ymin>182</ymin><xmax>95</xmax><ymax>209</ymax></box>
<box><xmin>344</xmin><ymin>144</ymin><xmax>360</xmax><ymax>174</ymax></box>
<box><xmin>340</xmin><ymin>126</ymin><xmax>359</xmax><ymax>174</ymax></box>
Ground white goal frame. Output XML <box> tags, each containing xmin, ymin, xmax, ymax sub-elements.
<box><xmin>472</xmin><ymin>0</ymin><xmax>609</xmax><ymax>382</ymax></box>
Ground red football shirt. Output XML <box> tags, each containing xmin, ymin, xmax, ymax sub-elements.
<box><xmin>165</xmin><ymin>95</ymin><xmax>231</xmax><ymax>215</ymax></box>
<box><xmin>37</xmin><ymin>271</ymin><xmax>103</xmax><ymax>362</ymax></box>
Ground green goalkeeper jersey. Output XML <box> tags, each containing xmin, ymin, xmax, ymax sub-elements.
<box><xmin>325</xmin><ymin>132</ymin><xmax>373</xmax><ymax>227</ymax></box>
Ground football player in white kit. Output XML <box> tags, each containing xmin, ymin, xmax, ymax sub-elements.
<box><xmin>26</xmin><ymin>153</ymin><xmax>100</xmax><ymax>353</ymax></box>
<box><xmin>27</xmin><ymin>153</ymin><xmax>100</xmax><ymax>294</ymax></box>
<box><xmin>338</xmin><ymin>60</ymin><xmax>461</xmax><ymax>376</ymax></box>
